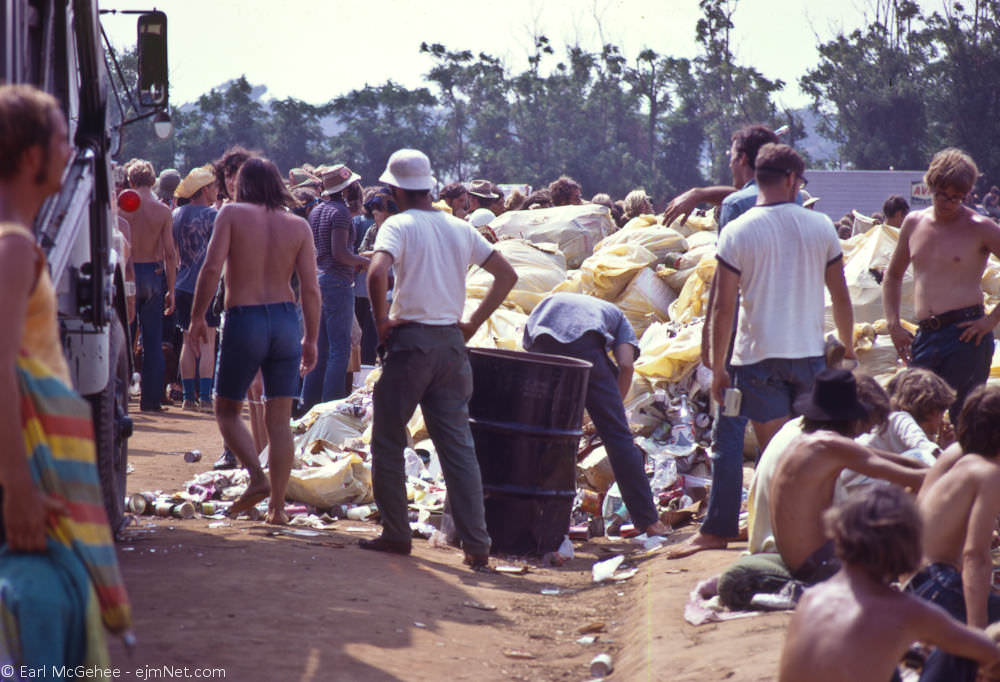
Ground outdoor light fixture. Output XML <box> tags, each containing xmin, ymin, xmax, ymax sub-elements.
<box><xmin>153</xmin><ymin>111</ymin><xmax>173</xmax><ymax>139</ymax></box>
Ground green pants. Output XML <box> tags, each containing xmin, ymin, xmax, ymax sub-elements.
<box><xmin>371</xmin><ymin>324</ymin><xmax>491</xmax><ymax>555</ymax></box>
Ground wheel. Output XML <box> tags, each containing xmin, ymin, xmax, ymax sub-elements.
<box><xmin>87</xmin><ymin>315</ymin><xmax>132</xmax><ymax>537</ymax></box>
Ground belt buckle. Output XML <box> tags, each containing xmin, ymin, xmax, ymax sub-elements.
<box><xmin>925</xmin><ymin>315</ymin><xmax>941</xmax><ymax>331</ymax></box>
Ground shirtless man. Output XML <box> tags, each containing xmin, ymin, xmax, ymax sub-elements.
<box><xmin>189</xmin><ymin>158</ymin><xmax>320</xmax><ymax>525</ymax></box>
<box><xmin>779</xmin><ymin>487</ymin><xmax>1000</xmax><ymax>682</ymax></box>
<box><xmin>884</xmin><ymin>148</ymin><xmax>1000</xmax><ymax>422</ymax></box>
<box><xmin>906</xmin><ymin>385</ymin><xmax>1000</xmax><ymax>681</ymax></box>
<box><xmin>770</xmin><ymin>369</ymin><xmax>925</xmax><ymax>582</ymax></box>
<box><xmin>124</xmin><ymin>159</ymin><xmax>177</xmax><ymax>412</ymax></box>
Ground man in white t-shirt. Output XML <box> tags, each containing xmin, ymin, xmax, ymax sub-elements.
<box><xmin>364</xmin><ymin>149</ymin><xmax>517</xmax><ymax>568</ymax></box>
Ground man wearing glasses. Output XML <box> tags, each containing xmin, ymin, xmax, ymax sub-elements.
<box><xmin>884</xmin><ymin>148</ymin><xmax>1000</xmax><ymax>422</ymax></box>
<box><xmin>699</xmin><ymin>143</ymin><xmax>855</xmax><ymax>556</ymax></box>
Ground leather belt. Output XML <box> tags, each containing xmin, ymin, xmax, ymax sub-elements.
<box><xmin>917</xmin><ymin>305</ymin><xmax>984</xmax><ymax>332</ymax></box>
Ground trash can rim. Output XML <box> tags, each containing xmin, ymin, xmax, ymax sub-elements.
<box><xmin>468</xmin><ymin>347</ymin><xmax>593</xmax><ymax>370</ymax></box>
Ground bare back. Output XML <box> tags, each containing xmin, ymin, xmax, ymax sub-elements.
<box><xmin>917</xmin><ymin>449</ymin><xmax>1000</xmax><ymax>568</ymax></box>
<box><xmin>770</xmin><ymin>433</ymin><xmax>847</xmax><ymax>571</ymax></box>
<box><xmin>772</xmin><ymin>432</ymin><xmax>925</xmax><ymax>572</ymax></box>
<box><xmin>214</xmin><ymin>202</ymin><xmax>311</xmax><ymax>308</ymax></box>
<box><xmin>128</xmin><ymin>188</ymin><xmax>174</xmax><ymax>263</ymax></box>
<box><xmin>780</xmin><ymin>569</ymin><xmax>1000</xmax><ymax>682</ymax></box>
<box><xmin>903</xmin><ymin>206</ymin><xmax>1000</xmax><ymax>318</ymax></box>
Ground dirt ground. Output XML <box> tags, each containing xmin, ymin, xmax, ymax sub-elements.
<box><xmin>106</xmin><ymin>403</ymin><xmax>786</xmax><ymax>681</ymax></box>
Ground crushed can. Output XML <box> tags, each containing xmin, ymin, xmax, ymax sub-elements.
<box><xmin>590</xmin><ymin>653</ymin><xmax>613</xmax><ymax>677</ymax></box>
<box><xmin>184</xmin><ymin>449</ymin><xmax>202</xmax><ymax>463</ymax></box>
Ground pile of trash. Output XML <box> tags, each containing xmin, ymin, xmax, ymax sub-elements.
<box><xmin>140</xmin><ymin>203</ymin><xmax>1000</xmax><ymax>548</ymax></box>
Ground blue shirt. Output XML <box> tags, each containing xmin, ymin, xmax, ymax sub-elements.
<box><xmin>172</xmin><ymin>204</ymin><xmax>217</xmax><ymax>293</ymax></box>
<box><xmin>523</xmin><ymin>292</ymin><xmax>638</xmax><ymax>358</ymax></box>
<box><xmin>718</xmin><ymin>179</ymin><xmax>807</xmax><ymax>232</ymax></box>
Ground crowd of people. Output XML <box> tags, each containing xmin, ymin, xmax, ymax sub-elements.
<box><xmin>9</xmin><ymin>74</ymin><xmax>1000</xmax><ymax>678</ymax></box>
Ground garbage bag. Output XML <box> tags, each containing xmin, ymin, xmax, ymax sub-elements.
<box><xmin>826</xmin><ymin>224</ymin><xmax>914</xmax><ymax>329</ymax></box>
<box><xmin>463</xmin><ymin>298</ymin><xmax>528</xmax><ymax>350</ymax></box>
<box><xmin>295</xmin><ymin>402</ymin><xmax>366</xmax><ymax>451</ymax></box>
<box><xmin>634</xmin><ymin>321</ymin><xmax>704</xmax><ymax>386</ymax></box>
<box><xmin>668</xmin><ymin>254</ymin><xmax>716</xmax><ymax>323</ymax></box>
<box><xmin>490</xmin><ymin>204</ymin><xmax>616</xmax><ymax>268</ymax></box>
<box><xmin>286</xmin><ymin>454</ymin><xmax>373</xmax><ymax>507</ymax></box>
<box><xmin>615</xmin><ymin>267</ymin><xmax>677</xmax><ymax>336</ymax></box>
<box><xmin>467</xmin><ymin>239</ymin><xmax>566</xmax><ymax>313</ymax></box>
<box><xmin>595</xmin><ymin>225</ymin><xmax>687</xmax><ymax>261</ymax></box>
<box><xmin>574</xmin><ymin>243</ymin><xmax>658</xmax><ymax>301</ymax></box>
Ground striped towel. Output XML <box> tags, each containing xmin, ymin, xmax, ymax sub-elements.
<box><xmin>15</xmin><ymin>351</ymin><xmax>132</xmax><ymax>636</ymax></box>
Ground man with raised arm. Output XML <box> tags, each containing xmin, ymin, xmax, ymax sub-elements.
<box><xmin>364</xmin><ymin>149</ymin><xmax>517</xmax><ymax>569</ymax></box>
<box><xmin>883</xmin><ymin>148</ymin><xmax>1000</xmax><ymax>422</ymax></box>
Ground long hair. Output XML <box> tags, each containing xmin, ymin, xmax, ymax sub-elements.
<box><xmin>235</xmin><ymin>157</ymin><xmax>295</xmax><ymax>211</ymax></box>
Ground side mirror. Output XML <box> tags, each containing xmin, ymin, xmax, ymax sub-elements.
<box><xmin>137</xmin><ymin>11</ymin><xmax>168</xmax><ymax>108</ymax></box>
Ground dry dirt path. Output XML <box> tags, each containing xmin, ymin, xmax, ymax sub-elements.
<box><xmin>107</xmin><ymin>403</ymin><xmax>785</xmax><ymax>681</ymax></box>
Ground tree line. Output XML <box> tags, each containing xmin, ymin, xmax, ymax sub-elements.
<box><xmin>117</xmin><ymin>0</ymin><xmax>1000</xmax><ymax>202</ymax></box>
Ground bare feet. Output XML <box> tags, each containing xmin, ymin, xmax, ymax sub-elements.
<box><xmin>228</xmin><ymin>479</ymin><xmax>270</xmax><ymax>518</ymax></box>
<box><xmin>265</xmin><ymin>508</ymin><xmax>289</xmax><ymax>525</ymax></box>
<box><xmin>665</xmin><ymin>531</ymin><xmax>728</xmax><ymax>559</ymax></box>
<box><xmin>645</xmin><ymin>521</ymin><xmax>672</xmax><ymax>537</ymax></box>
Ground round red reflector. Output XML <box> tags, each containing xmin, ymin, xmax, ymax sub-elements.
<box><xmin>118</xmin><ymin>189</ymin><xmax>141</xmax><ymax>212</ymax></box>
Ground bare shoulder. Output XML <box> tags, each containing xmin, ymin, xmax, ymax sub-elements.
<box><xmin>900</xmin><ymin>208</ymin><xmax>930</xmax><ymax>234</ymax></box>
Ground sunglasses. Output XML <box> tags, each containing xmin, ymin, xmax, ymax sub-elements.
<box><xmin>934</xmin><ymin>189</ymin><xmax>966</xmax><ymax>204</ymax></box>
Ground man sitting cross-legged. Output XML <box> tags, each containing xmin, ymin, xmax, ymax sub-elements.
<box><xmin>770</xmin><ymin>369</ymin><xmax>926</xmax><ymax>584</ymax></box>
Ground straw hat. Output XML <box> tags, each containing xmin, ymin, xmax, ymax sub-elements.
<box><xmin>174</xmin><ymin>165</ymin><xmax>216</xmax><ymax>199</ymax></box>
<box><xmin>320</xmin><ymin>164</ymin><xmax>361</xmax><ymax>197</ymax></box>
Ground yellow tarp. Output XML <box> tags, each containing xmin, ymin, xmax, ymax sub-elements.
<box><xmin>634</xmin><ymin>321</ymin><xmax>704</xmax><ymax>386</ymax></box>
<box><xmin>466</xmin><ymin>238</ymin><xmax>567</xmax><ymax>313</ymax></box>
<box><xmin>557</xmin><ymin>243</ymin><xmax>657</xmax><ymax>301</ymax></box>
<box><xmin>667</xmin><ymin>254</ymin><xmax>716</xmax><ymax>323</ymax></box>
<box><xmin>594</xmin><ymin>225</ymin><xmax>687</xmax><ymax>261</ymax></box>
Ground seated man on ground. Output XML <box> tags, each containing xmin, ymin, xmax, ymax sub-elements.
<box><xmin>907</xmin><ymin>384</ymin><xmax>1000</xmax><ymax>681</ymax></box>
<box><xmin>779</xmin><ymin>487</ymin><xmax>1000</xmax><ymax>682</ymax></box>
<box><xmin>770</xmin><ymin>369</ymin><xmax>926</xmax><ymax>583</ymax></box>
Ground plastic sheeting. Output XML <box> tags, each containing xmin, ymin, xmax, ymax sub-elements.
<box><xmin>634</xmin><ymin>321</ymin><xmax>704</xmax><ymax>386</ymax></box>
<box><xmin>553</xmin><ymin>243</ymin><xmax>657</xmax><ymax>301</ymax></box>
<box><xmin>466</xmin><ymin>239</ymin><xmax>567</xmax><ymax>313</ymax></box>
<box><xmin>489</xmin><ymin>204</ymin><xmax>617</xmax><ymax>268</ymax></box>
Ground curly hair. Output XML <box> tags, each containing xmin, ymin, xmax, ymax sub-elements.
<box><xmin>824</xmin><ymin>486</ymin><xmax>922</xmax><ymax>582</ymax></box>
<box><xmin>0</xmin><ymin>85</ymin><xmax>62</xmax><ymax>181</ymax></box>
<box><xmin>623</xmin><ymin>189</ymin><xmax>652</xmax><ymax>220</ymax></box>
<box><xmin>924</xmin><ymin>148</ymin><xmax>978</xmax><ymax>194</ymax></box>
<box><xmin>731</xmin><ymin>124</ymin><xmax>779</xmax><ymax>170</ymax></box>
<box><xmin>548</xmin><ymin>176</ymin><xmax>581</xmax><ymax>206</ymax></box>
<box><xmin>957</xmin><ymin>385</ymin><xmax>1000</xmax><ymax>458</ymax></box>
<box><xmin>126</xmin><ymin>159</ymin><xmax>156</xmax><ymax>188</ymax></box>
<box><xmin>214</xmin><ymin>145</ymin><xmax>255</xmax><ymax>199</ymax></box>
<box><xmin>887</xmin><ymin>368</ymin><xmax>956</xmax><ymax>424</ymax></box>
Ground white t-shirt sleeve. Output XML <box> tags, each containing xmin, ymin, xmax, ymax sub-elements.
<box><xmin>373</xmin><ymin>217</ymin><xmax>404</xmax><ymax>262</ymax></box>
<box><xmin>715</xmin><ymin>226</ymin><xmax>741</xmax><ymax>273</ymax></box>
<box><xmin>823</xmin><ymin>217</ymin><xmax>843</xmax><ymax>264</ymax></box>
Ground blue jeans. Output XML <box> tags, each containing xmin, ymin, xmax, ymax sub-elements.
<box><xmin>371</xmin><ymin>324</ymin><xmax>490</xmax><ymax>554</ymax></box>
<box><xmin>301</xmin><ymin>274</ymin><xmax>355</xmax><ymax>410</ymax></box>
<box><xmin>911</xmin><ymin>322</ymin><xmax>994</xmax><ymax>423</ymax></box>
<box><xmin>701</xmin><ymin>356</ymin><xmax>823</xmax><ymax>538</ymax></box>
<box><xmin>215</xmin><ymin>303</ymin><xmax>302</xmax><ymax>401</ymax></box>
<box><xmin>135</xmin><ymin>262</ymin><xmax>165</xmax><ymax>410</ymax></box>
<box><xmin>906</xmin><ymin>562</ymin><xmax>1000</xmax><ymax>681</ymax></box>
<box><xmin>525</xmin><ymin>333</ymin><xmax>659</xmax><ymax>529</ymax></box>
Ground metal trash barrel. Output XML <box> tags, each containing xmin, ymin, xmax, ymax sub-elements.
<box><xmin>468</xmin><ymin>348</ymin><xmax>591</xmax><ymax>555</ymax></box>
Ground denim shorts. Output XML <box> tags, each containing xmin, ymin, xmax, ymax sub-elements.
<box><xmin>732</xmin><ymin>356</ymin><xmax>824</xmax><ymax>423</ymax></box>
<box><xmin>215</xmin><ymin>302</ymin><xmax>301</xmax><ymax>401</ymax></box>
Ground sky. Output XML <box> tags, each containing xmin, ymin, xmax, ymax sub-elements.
<box><xmin>100</xmin><ymin>0</ymin><xmax>890</xmax><ymax>110</ymax></box>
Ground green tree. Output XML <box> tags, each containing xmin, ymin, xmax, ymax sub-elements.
<box><xmin>329</xmin><ymin>81</ymin><xmax>441</xmax><ymax>184</ymax></box>
<box><xmin>800</xmin><ymin>0</ymin><xmax>930</xmax><ymax>171</ymax></box>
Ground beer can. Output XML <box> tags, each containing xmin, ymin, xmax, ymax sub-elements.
<box><xmin>590</xmin><ymin>653</ymin><xmax>613</xmax><ymax>677</ymax></box>
<box><xmin>184</xmin><ymin>449</ymin><xmax>202</xmax><ymax>463</ymax></box>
